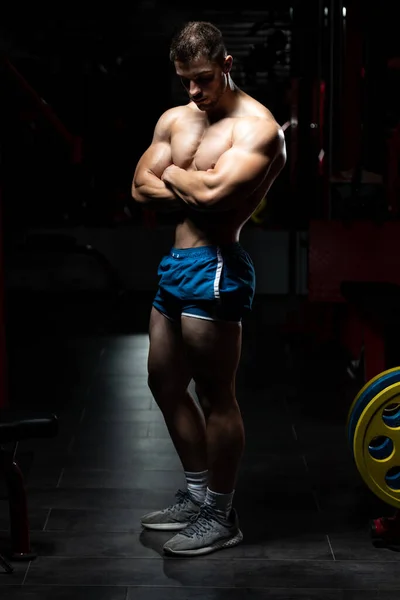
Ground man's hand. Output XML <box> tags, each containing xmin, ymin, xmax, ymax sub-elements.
<box><xmin>160</xmin><ymin>164</ymin><xmax>208</xmax><ymax>208</ymax></box>
<box><xmin>160</xmin><ymin>164</ymin><xmax>182</xmax><ymax>185</ymax></box>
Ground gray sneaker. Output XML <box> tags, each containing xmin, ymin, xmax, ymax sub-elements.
<box><xmin>163</xmin><ymin>505</ymin><xmax>243</xmax><ymax>556</ymax></box>
<box><xmin>140</xmin><ymin>489</ymin><xmax>201</xmax><ymax>531</ymax></box>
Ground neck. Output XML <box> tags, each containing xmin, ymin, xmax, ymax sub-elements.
<box><xmin>206</xmin><ymin>76</ymin><xmax>240</xmax><ymax>122</ymax></box>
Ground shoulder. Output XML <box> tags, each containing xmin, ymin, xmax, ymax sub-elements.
<box><xmin>233</xmin><ymin>116</ymin><xmax>285</xmax><ymax>154</ymax></box>
<box><xmin>154</xmin><ymin>106</ymin><xmax>188</xmax><ymax>138</ymax></box>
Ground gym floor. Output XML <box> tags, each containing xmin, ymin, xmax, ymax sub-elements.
<box><xmin>0</xmin><ymin>290</ymin><xmax>398</xmax><ymax>599</ymax></box>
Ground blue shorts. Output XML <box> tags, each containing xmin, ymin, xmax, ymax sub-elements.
<box><xmin>153</xmin><ymin>242</ymin><xmax>256</xmax><ymax>323</ymax></box>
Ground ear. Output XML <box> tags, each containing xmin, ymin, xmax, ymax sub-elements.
<box><xmin>223</xmin><ymin>55</ymin><xmax>233</xmax><ymax>74</ymax></box>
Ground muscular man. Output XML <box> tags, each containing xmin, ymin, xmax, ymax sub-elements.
<box><xmin>131</xmin><ymin>21</ymin><xmax>286</xmax><ymax>557</ymax></box>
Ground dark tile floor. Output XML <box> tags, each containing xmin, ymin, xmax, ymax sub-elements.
<box><xmin>0</xmin><ymin>291</ymin><xmax>398</xmax><ymax>599</ymax></box>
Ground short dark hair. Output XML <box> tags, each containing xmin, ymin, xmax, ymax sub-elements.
<box><xmin>169</xmin><ymin>21</ymin><xmax>227</xmax><ymax>66</ymax></box>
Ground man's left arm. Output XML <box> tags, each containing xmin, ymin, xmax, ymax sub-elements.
<box><xmin>161</xmin><ymin>118</ymin><xmax>286</xmax><ymax>211</ymax></box>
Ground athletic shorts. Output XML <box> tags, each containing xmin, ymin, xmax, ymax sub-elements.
<box><xmin>152</xmin><ymin>242</ymin><xmax>256</xmax><ymax>323</ymax></box>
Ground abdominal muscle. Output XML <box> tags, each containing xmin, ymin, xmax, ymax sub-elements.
<box><xmin>172</xmin><ymin>180</ymin><xmax>268</xmax><ymax>249</ymax></box>
<box><xmin>174</xmin><ymin>214</ymin><xmax>241</xmax><ymax>248</ymax></box>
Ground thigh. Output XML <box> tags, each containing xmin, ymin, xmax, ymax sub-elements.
<box><xmin>181</xmin><ymin>315</ymin><xmax>242</xmax><ymax>396</ymax></box>
<box><xmin>148</xmin><ymin>307</ymin><xmax>192</xmax><ymax>397</ymax></box>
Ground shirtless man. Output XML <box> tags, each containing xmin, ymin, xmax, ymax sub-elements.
<box><xmin>131</xmin><ymin>21</ymin><xmax>286</xmax><ymax>557</ymax></box>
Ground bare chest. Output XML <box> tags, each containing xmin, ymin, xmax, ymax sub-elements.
<box><xmin>171</xmin><ymin>118</ymin><xmax>233</xmax><ymax>172</ymax></box>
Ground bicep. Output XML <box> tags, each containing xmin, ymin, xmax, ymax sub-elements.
<box><xmin>133</xmin><ymin>109</ymin><xmax>177</xmax><ymax>183</ymax></box>
<box><xmin>211</xmin><ymin>146</ymin><xmax>272</xmax><ymax>197</ymax></box>
<box><xmin>205</xmin><ymin>126</ymin><xmax>285</xmax><ymax>203</ymax></box>
<box><xmin>133</xmin><ymin>140</ymin><xmax>173</xmax><ymax>183</ymax></box>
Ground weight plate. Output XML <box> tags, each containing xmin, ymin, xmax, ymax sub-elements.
<box><xmin>346</xmin><ymin>367</ymin><xmax>400</xmax><ymax>453</ymax></box>
<box><xmin>353</xmin><ymin>382</ymin><xmax>400</xmax><ymax>509</ymax></box>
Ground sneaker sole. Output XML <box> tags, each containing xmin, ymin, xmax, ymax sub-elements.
<box><xmin>163</xmin><ymin>529</ymin><xmax>243</xmax><ymax>556</ymax></box>
<box><xmin>141</xmin><ymin>521</ymin><xmax>189</xmax><ymax>531</ymax></box>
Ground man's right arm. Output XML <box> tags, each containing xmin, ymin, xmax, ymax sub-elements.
<box><xmin>131</xmin><ymin>109</ymin><xmax>185</xmax><ymax>211</ymax></box>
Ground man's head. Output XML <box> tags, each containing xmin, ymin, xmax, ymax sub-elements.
<box><xmin>169</xmin><ymin>21</ymin><xmax>233</xmax><ymax>110</ymax></box>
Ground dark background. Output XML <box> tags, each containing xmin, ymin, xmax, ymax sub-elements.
<box><xmin>2</xmin><ymin>3</ymin><xmax>400</xmax><ymax>596</ymax></box>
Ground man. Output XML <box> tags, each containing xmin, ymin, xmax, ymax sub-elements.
<box><xmin>131</xmin><ymin>21</ymin><xmax>286</xmax><ymax>557</ymax></box>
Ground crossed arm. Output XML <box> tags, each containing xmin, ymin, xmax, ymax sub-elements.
<box><xmin>131</xmin><ymin>108</ymin><xmax>185</xmax><ymax>211</ymax></box>
<box><xmin>131</xmin><ymin>112</ymin><xmax>286</xmax><ymax>212</ymax></box>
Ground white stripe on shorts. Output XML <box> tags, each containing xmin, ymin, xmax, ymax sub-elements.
<box><xmin>214</xmin><ymin>247</ymin><xmax>223</xmax><ymax>301</ymax></box>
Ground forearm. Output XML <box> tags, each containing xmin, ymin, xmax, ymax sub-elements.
<box><xmin>131</xmin><ymin>171</ymin><xmax>185</xmax><ymax>211</ymax></box>
<box><xmin>161</xmin><ymin>167</ymin><xmax>211</xmax><ymax>208</ymax></box>
<box><xmin>161</xmin><ymin>165</ymin><xmax>241</xmax><ymax>212</ymax></box>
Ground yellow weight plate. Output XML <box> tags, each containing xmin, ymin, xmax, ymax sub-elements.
<box><xmin>353</xmin><ymin>382</ymin><xmax>400</xmax><ymax>508</ymax></box>
<box><xmin>251</xmin><ymin>196</ymin><xmax>267</xmax><ymax>225</ymax></box>
<box><xmin>346</xmin><ymin>367</ymin><xmax>400</xmax><ymax>452</ymax></box>
<box><xmin>346</xmin><ymin>367</ymin><xmax>400</xmax><ymax>433</ymax></box>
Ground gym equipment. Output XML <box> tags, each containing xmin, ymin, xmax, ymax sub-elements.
<box><xmin>348</xmin><ymin>369</ymin><xmax>400</xmax><ymax>544</ymax></box>
<box><xmin>0</xmin><ymin>412</ymin><xmax>58</xmax><ymax>563</ymax></box>
<box><xmin>251</xmin><ymin>196</ymin><xmax>267</xmax><ymax>225</ymax></box>
<box><xmin>370</xmin><ymin>512</ymin><xmax>400</xmax><ymax>545</ymax></box>
<box><xmin>352</xmin><ymin>382</ymin><xmax>400</xmax><ymax>508</ymax></box>
<box><xmin>346</xmin><ymin>367</ymin><xmax>400</xmax><ymax>454</ymax></box>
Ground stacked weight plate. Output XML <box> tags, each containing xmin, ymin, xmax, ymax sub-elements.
<box><xmin>347</xmin><ymin>367</ymin><xmax>400</xmax><ymax>508</ymax></box>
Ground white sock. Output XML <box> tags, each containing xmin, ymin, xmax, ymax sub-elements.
<box><xmin>184</xmin><ymin>470</ymin><xmax>208</xmax><ymax>505</ymax></box>
<box><xmin>204</xmin><ymin>487</ymin><xmax>234</xmax><ymax>520</ymax></box>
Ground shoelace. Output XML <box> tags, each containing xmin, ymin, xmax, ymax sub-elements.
<box><xmin>181</xmin><ymin>505</ymin><xmax>220</xmax><ymax>538</ymax></box>
<box><xmin>164</xmin><ymin>489</ymin><xmax>190</xmax><ymax>512</ymax></box>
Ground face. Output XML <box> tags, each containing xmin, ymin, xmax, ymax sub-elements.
<box><xmin>175</xmin><ymin>55</ymin><xmax>232</xmax><ymax>111</ymax></box>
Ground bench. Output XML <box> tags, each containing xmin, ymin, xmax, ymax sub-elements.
<box><xmin>0</xmin><ymin>411</ymin><xmax>58</xmax><ymax>572</ymax></box>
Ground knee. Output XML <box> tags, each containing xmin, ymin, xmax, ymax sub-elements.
<box><xmin>147</xmin><ymin>360</ymin><xmax>165</xmax><ymax>394</ymax></box>
<box><xmin>195</xmin><ymin>383</ymin><xmax>212</xmax><ymax>418</ymax></box>
<box><xmin>148</xmin><ymin>370</ymin><xmax>185</xmax><ymax>408</ymax></box>
<box><xmin>195</xmin><ymin>380</ymin><xmax>236</xmax><ymax>411</ymax></box>
<box><xmin>148</xmin><ymin>374</ymin><xmax>172</xmax><ymax>415</ymax></box>
<box><xmin>147</xmin><ymin>371</ymin><xmax>166</xmax><ymax>399</ymax></box>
